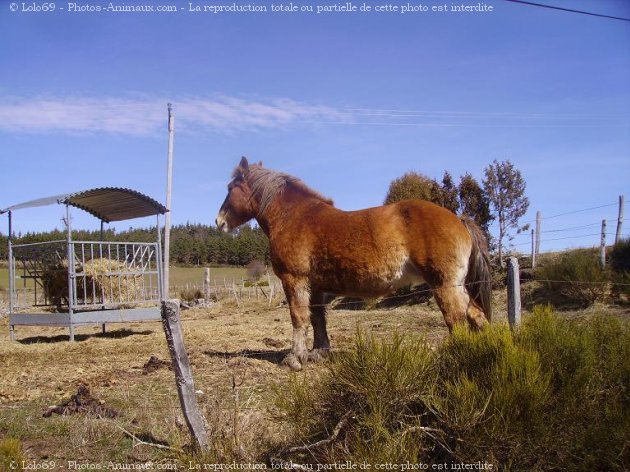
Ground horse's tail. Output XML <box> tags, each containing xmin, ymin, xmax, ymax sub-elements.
<box><xmin>461</xmin><ymin>217</ymin><xmax>493</xmax><ymax>322</ymax></box>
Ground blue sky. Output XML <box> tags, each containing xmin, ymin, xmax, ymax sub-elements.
<box><xmin>0</xmin><ymin>0</ymin><xmax>629</xmax><ymax>253</ymax></box>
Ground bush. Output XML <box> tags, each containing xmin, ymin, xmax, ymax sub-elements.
<box><xmin>516</xmin><ymin>307</ymin><xmax>630</xmax><ymax>470</ymax></box>
<box><xmin>534</xmin><ymin>248</ymin><xmax>609</xmax><ymax>307</ymax></box>
<box><xmin>610</xmin><ymin>238</ymin><xmax>630</xmax><ymax>300</ymax></box>
<box><xmin>610</xmin><ymin>237</ymin><xmax>630</xmax><ymax>273</ymax></box>
<box><xmin>0</xmin><ymin>437</ymin><xmax>25</xmax><ymax>470</ymax></box>
<box><xmin>274</xmin><ymin>309</ymin><xmax>630</xmax><ymax>470</ymax></box>
<box><xmin>246</xmin><ymin>259</ymin><xmax>266</xmax><ymax>283</ymax></box>
<box><xmin>178</xmin><ymin>287</ymin><xmax>204</xmax><ymax>302</ymax></box>
<box><xmin>275</xmin><ymin>331</ymin><xmax>437</xmax><ymax>463</ymax></box>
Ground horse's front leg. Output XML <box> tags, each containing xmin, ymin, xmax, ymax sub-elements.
<box><xmin>280</xmin><ymin>277</ymin><xmax>311</xmax><ymax>371</ymax></box>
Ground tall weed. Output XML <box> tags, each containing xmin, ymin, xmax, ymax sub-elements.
<box><xmin>534</xmin><ymin>249</ymin><xmax>609</xmax><ymax>307</ymax></box>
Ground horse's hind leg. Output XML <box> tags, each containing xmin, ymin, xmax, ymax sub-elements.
<box><xmin>466</xmin><ymin>298</ymin><xmax>488</xmax><ymax>330</ymax></box>
<box><xmin>434</xmin><ymin>283</ymin><xmax>488</xmax><ymax>331</ymax></box>
<box><xmin>309</xmin><ymin>291</ymin><xmax>332</xmax><ymax>362</ymax></box>
<box><xmin>280</xmin><ymin>276</ymin><xmax>310</xmax><ymax>371</ymax></box>
<box><xmin>433</xmin><ymin>284</ymin><xmax>469</xmax><ymax>331</ymax></box>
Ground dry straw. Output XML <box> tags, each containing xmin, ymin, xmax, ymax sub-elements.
<box><xmin>42</xmin><ymin>257</ymin><xmax>142</xmax><ymax>309</ymax></box>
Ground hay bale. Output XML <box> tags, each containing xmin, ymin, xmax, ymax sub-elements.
<box><xmin>41</xmin><ymin>260</ymin><xmax>70</xmax><ymax>310</ymax></box>
<box><xmin>81</xmin><ymin>257</ymin><xmax>142</xmax><ymax>303</ymax></box>
<box><xmin>41</xmin><ymin>257</ymin><xmax>142</xmax><ymax>309</ymax></box>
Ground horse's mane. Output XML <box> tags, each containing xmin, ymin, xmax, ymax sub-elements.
<box><xmin>239</xmin><ymin>164</ymin><xmax>334</xmax><ymax>216</ymax></box>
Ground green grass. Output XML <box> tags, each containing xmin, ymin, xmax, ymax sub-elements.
<box><xmin>169</xmin><ymin>266</ymin><xmax>247</xmax><ymax>287</ymax></box>
<box><xmin>0</xmin><ymin>437</ymin><xmax>25</xmax><ymax>470</ymax></box>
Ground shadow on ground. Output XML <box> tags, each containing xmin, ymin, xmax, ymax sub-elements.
<box><xmin>17</xmin><ymin>329</ymin><xmax>154</xmax><ymax>344</ymax></box>
<box><xmin>203</xmin><ymin>348</ymin><xmax>289</xmax><ymax>365</ymax></box>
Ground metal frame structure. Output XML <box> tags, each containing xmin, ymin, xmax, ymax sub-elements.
<box><xmin>2</xmin><ymin>188</ymin><xmax>167</xmax><ymax>341</ymax></box>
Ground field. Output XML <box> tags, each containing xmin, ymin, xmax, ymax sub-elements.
<box><xmin>0</xmin><ymin>297</ymin><xmax>453</xmax><ymax>466</ymax></box>
<box><xmin>169</xmin><ymin>266</ymin><xmax>247</xmax><ymax>288</ymax></box>
<box><xmin>0</xmin><ymin>266</ymin><xmax>247</xmax><ymax>303</ymax></box>
<box><xmin>0</xmin><ymin>268</ymin><xmax>8</xmax><ymax>293</ymax></box>
<box><xmin>1</xmin><ymin>286</ymin><xmax>628</xmax><ymax>468</ymax></box>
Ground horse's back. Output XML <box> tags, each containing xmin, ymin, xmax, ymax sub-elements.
<box><xmin>277</xmin><ymin>199</ymin><xmax>471</xmax><ymax>296</ymax></box>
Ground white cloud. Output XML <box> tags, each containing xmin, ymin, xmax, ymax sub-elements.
<box><xmin>0</xmin><ymin>95</ymin><xmax>347</xmax><ymax>136</ymax></box>
<box><xmin>0</xmin><ymin>95</ymin><xmax>622</xmax><ymax>136</ymax></box>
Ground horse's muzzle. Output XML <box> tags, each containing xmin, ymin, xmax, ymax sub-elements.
<box><xmin>215</xmin><ymin>214</ymin><xmax>229</xmax><ymax>233</ymax></box>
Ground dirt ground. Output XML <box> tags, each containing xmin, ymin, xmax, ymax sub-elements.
<box><xmin>0</xmin><ymin>293</ymin><xmax>625</xmax><ymax>468</ymax></box>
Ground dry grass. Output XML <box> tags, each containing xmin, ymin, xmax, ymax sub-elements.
<box><xmin>0</xmin><ymin>290</ymin><xmax>626</xmax><ymax>467</ymax></box>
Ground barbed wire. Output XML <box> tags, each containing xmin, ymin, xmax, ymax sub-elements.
<box><xmin>511</xmin><ymin>231</ymin><xmax>630</xmax><ymax>248</ymax></box>
<box><xmin>519</xmin><ymin>202</ymin><xmax>619</xmax><ymax>226</ymax></box>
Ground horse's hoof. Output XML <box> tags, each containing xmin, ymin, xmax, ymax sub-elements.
<box><xmin>281</xmin><ymin>353</ymin><xmax>303</xmax><ymax>371</ymax></box>
<box><xmin>308</xmin><ymin>348</ymin><xmax>330</xmax><ymax>362</ymax></box>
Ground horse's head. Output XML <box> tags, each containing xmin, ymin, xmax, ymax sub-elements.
<box><xmin>216</xmin><ymin>156</ymin><xmax>257</xmax><ymax>233</ymax></box>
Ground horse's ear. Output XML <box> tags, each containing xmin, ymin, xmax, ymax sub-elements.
<box><xmin>239</xmin><ymin>156</ymin><xmax>249</xmax><ymax>176</ymax></box>
<box><xmin>239</xmin><ymin>156</ymin><xmax>249</xmax><ymax>170</ymax></box>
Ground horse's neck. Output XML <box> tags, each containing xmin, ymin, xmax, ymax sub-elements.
<box><xmin>255</xmin><ymin>185</ymin><xmax>327</xmax><ymax>238</ymax></box>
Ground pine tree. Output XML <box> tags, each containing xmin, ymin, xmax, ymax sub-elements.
<box><xmin>458</xmin><ymin>172</ymin><xmax>493</xmax><ymax>233</ymax></box>
<box><xmin>439</xmin><ymin>171</ymin><xmax>460</xmax><ymax>214</ymax></box>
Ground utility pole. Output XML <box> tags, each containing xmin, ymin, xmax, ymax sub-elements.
<box><xmin>163</xmin><ymin>103</ymin><xmax>174</xmax><ymax>297</ymax></box>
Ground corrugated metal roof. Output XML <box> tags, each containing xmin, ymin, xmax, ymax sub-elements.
<box><xmin>1</xmin><ymin>187</ymin><xmax>167</xmax><ymax>223</ymax></box>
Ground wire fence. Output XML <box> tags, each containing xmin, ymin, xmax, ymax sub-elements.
<box><xmin>498</xmin><ymin>197</ymin><xmax>626</xmax><ymax>257</ymax></box>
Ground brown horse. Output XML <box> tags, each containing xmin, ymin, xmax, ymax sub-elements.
<box><xmin>216</xmin><ymin>157</ymin><xmax>492</xmax><ymax>370</ymax></box>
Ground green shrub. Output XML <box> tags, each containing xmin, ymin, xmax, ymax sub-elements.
<box><xmin>275</xmin><ymin>331</ymin><xmax>437</xmax><ymax>463</ymax></box>
<box><xmin>517</xmin><ymin>307</ymin><xmax>630</xmax><ymax>470</ymax></box>
<box><xmin>437</xmin><ymin>323</ymin><xmax>551</xmax><ymax>466</ymax></box>
<box><xmin>0</xmin><ymin>437</ymin><xmax>25</xmax><ymax>470</ymax></box>
<box><xmin>534</xmin><ymin>248</ymin><xmax>609</xmax><ymax>307</ymax></box>
<box><xmin>610</xmin><ymin>237</ymin><xmax>630</xmax><ymax>273</ymax></box>
<box><xmin>610</xmin><ymin>238</ymin><xmax>630</xmax><ymax>300</ymax></box>
<box><xmin>275</xmin><ymin>309</ymin><xmax>630</xmax><ymax>470</ymax></box>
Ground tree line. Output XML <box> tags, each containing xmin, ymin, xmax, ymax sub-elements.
<box><xmin>0</xmin><ymin>223</ymin><xmax>270</xmax><ymax>267</ymax></box>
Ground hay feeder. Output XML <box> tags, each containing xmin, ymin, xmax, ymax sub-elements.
<box><xmin>2</xmin><ymin>187</ymin><xmax>167</xmax><ymax>341</ymax></box>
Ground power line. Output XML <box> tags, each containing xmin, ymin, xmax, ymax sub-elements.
<box><xmin>502</xmin><ymin>0</ymin><xmax>630</xmax><ymax>22</ymax></box>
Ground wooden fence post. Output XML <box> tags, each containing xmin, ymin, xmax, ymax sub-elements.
<box><xmin>161</xmin><ymin>299</ymin><xmax>208</xmax><ymax>450</ymax></box>
<box><xmin>535</xmin><ymin>211</ymin><xmax>541</xmax><ymax>259</ymax></box>
<box><xmin>531</xmin><ymin>228</ymin><xmax>536</xmax><ymax>269</ymax></box>
<box><xmin>203</xmin><ymin>268</ymin><xmax>210</xmax><ymax>300</ymax></box>
<box><xmin>267</xmin><ymin>271</ymin><xmax>274</xmax><ymax>307</ymax></box>
<box><xmin>231</xmin><ymin>281</ymin><xmax>241</xmax><ymax>307</ymax></box>
<box><xmin>616</xmin><ymin>195</ymin><xmax>624</xmax><ymax>245</ymax></box>
<box><xmin>600</xmin><ymin>219</ymin><xmax>607</xmax><ymax>268</ymax></box>
<box><xmin>507</xmin><ymin>257</ymin><xmax>521</xmax><ymax>328</ymax></box>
